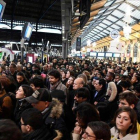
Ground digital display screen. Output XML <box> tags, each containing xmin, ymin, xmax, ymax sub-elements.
<box><xmin>0</xmin><ymin>4</ymin><xmax>3</xmax><ymax>15</ymax></box>
<box><xmin>113</xmin><ymin>53</ymin><xmax>120</xmax><ymax>57</ymax></box>
<box><xmin>86</xmin><ymin>52</ymin><xmax>90</xmax><ymax>56</ymax></box>
<box><xmin>90</xmin><ymin>52</ymin><xmax>97</xmax><ymax>57</ymax></box>
<box><xmin>98</xmin><ymin>53</ymin><xmax>104</xmax><ymax>57</ymax></box>
<box><xmin>28</xmin><ymin>57</ymin><xmax>33</xmax><ymax>63</ymax></box>
<box><xmin>77</xmin><ymin>53</ymin><xmax>81</xmax><ymax>56</ymax></box>
<box><xmin>106</xmin><ymin>53</ymin><xmax>112</xmax><ymax>57</ymax></box>
<box><xmin>25</xmin><ymin>26</ymin><xmax>32</xmax><ymax>38</ymax></box>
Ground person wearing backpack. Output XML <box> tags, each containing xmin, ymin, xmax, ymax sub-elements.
<box><xmin>0</xmin><ymin>82</ymin><xmax>13</xmax><ymax>119</ymax></box>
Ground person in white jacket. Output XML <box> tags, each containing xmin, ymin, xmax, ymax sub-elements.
<box><xmin>111</xmin><ymin>107</ymin><xmax>137</xmax><ymax>140</ymax></box>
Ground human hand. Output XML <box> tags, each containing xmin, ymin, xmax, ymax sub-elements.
<box><xmin>74</xmin><ymin>122</ymin><xmax>82</xmax><ymax>134</ymax></box>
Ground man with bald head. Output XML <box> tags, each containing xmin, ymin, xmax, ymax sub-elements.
<box><xmin>68</xmin><ymin>77</ymin><xmax>85</xmax><ymax>109</ymax></box>
<box><xmin>73</xmin><ymin>77</ymin><xmax>85</xmax><ymax>90</ymax></box>
<box><xmin>72</xmin><ymin>77</ymin><xmax>89</xmax><ymax>110</ymax></box>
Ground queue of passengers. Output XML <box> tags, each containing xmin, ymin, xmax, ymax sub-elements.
<box><xmin>0</xmin><ymin>57</ymin><xmax>140</xmax><ymax>140</ymax></box>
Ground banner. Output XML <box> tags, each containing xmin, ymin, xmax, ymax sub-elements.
<box><xmin>0</xmin><ymin>52</ymin><xmax>3</xmax><ymax>60</ymax></box>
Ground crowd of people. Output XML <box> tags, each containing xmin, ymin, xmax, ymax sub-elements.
<box><xmin>0</xmin><ymin>57</ymin><xmax>140</xmax><ymax>140</ymax></box>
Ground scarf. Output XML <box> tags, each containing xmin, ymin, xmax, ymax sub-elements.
<box><xmin>50</xmin><ymin>81</ymin><xmax>61</xmax><ymax>92</ymax></box>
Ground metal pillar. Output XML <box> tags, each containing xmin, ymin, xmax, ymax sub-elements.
<box><xmin>20</xmin><ymin>38</ymin><xmax>25</xmax><ymax>64</ymax></box>
<box><xmin>61</xmin><ymin>0</ymin><xmax>71</xmax><ymax>59</ymax></box>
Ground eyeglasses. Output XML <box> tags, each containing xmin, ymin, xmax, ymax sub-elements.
<box><xmin>19</xmin><ymin>122</ymin><xmax>27</xmax><ymax>126</ymax></box>
<box><xmin>84</xmin><ymin>131</ymin><xmax>96</xmax><ymax>138</ymax></box>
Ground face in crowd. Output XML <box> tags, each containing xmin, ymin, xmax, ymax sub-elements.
<box><xmin>73</xmin><ymin>78</ymin><xmax>83</xmax><ymax>90</ymax></box>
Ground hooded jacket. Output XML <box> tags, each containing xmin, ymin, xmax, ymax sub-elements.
<box><xmin>23</xmin><ymin>125</ymin><xmax>62</xmax><ymax>140</ymax></box>
<box><xmin>111</xmin><ymin>127</ymin><xmax>137</xmax><ymax>140</ymax></box>
<box><xmin>42</xmin><ymin>98</ymin><xmax>70</xmax><ymax>140</ymax></box>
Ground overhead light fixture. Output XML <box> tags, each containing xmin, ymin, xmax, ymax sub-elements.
<box><xmin>123</xmin><ymin>24</ymin><xmax>131</xmax><ymax>39</ymax></box>
<box><xmin>87</xmin><ymin>39</ymin><xmax>91</xmax><ymax>46</ymax></box>
<box><xmin>92</xmin><ymin>42</ymin><xmax>96</xmax><ymax>47</ymax></box>
<box><xmin>82</xmin><ymin>47</ymin><xmax>85</xmax><ymax>51</ymax></box>
<box><xmin>123</xmin><ymin>2</ymin><xmax>132</xmax><ymax>39</ymax></box>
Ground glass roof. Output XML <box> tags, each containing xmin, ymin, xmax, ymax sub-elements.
<box><xmin>104</xmin><ymin>0</ymin><xmax>113</xmax><ymax>7</ymax></box>
<box><xmin>77</xmin><ymin>0</ymin><xmax>140</xmax><ymax>45</ymax></box>
<box><xmin>128</xmin><ymin>0</ymin><xmax>140</xmax><ymax>7</ymax></box>
<box><xmin>102</xmin><ymin>20</ymin><xmax>112</xmax><ymax>25</ymax></box>
<box><xmin>132</xmin><ymin>10</ymin><xmax>140</xmax><ymax>19</ymax></box>
<box><xmin>111</xmin><ymin>24</ymin><xmax>120</xmax><ymax>29</ymax></box>
<box><xmin>107</xmin><ymin>15</ymin><xmax>118</xmax><ymax>22</ymax></box>
<box><xmin>112</xmin><ymin>10</ymin><xmax>124</xmax><ymax>18</ymax></box>
<box><xmin>99</xmin><ymin>23</ymin><xmax>107</xmax><ymax>28</ymax></box>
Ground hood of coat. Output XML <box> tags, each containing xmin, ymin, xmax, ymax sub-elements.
<box><xmin>49</xmin><ymin>98</ymin><xmax>63</xmax><ymax>119</ymax></box>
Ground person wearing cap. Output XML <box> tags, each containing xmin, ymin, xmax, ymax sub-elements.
<box><xmin>25</xmin><ymin>88</ymin><xmax>69</xmax><ymax>139</ymax></box>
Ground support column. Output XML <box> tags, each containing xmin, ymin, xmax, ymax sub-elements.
<box><xmin>61</xmin><ymin>0</ymin><xmax>71</xmax><ymax>59</ymax></box>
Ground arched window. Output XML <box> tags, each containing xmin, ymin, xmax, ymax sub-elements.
<box><xmin>133</xmin><ymin>42</ymin><xmax>138</xmax><ymax>57</ymax></box>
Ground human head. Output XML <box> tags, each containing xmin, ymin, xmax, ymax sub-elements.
<box><xmin>77</xmin><ymin>74</ymin><xmax>87</xmax><ymax>85</ymax></box>
<box><xmin>94</xmin><ymin>78</ymin><xmax>106</xmax><ymax>92</ymax></box>
<box><xmin>114</xmin><ymin>74</ymin><xmax>120</xmax><ymax>83</ymax></box>
<box><xmin>67</xmin><ymin>76</ymin><xmax>75</xmax><ymax>86</ymax></box>
<box><xmin>16</xmin><ymin>71</ymin><xmax>27</xmax><ymax>83</ymax></box>
<box><xmin>82</xmin><ymin>71</ymin><xmax>90</xmax><ymax>80</ymax></box>
<box><xmin>47</xmin><ymin>63</ymin><xmax>53</xmax><ymax>70</ymax></box>
<box><xmin>73</xmin><ymin>77</ymin><xmax>85</xmax><ymax>90</ymax></box>
<box><xmin>84</xmin><ymin>63</ymin><xmax>89</xmax><ymax>69</ymax></box>
<box><xmin>134</xmin><ymin>83</ymin><xmax>140</xmax><ymax>97</ymax></box>
<box><xmin>82</xmin><ymin>121</ymin><xmax>111</xmax><ymax>140</ymax></box>
<box><xmin>51</xmin><ymin>90</ymin><xmax>66</xmax><ymax>103</ymax></box>
<box><xmin>112</xmin><ymin>107</ymin><xmax>137</xmax><ymax>134</ymax></box>
<box><xmin>20</xmin><ymin>108</ymin><xmax>43</xmax><ymax>134</ymax></box>
<box><xmin>68</xmin><ymin>65</ymin><xmax>74</xmax><ymax>71</ymax></box>
<box><xmin>74</xmin><ymin>87</ymin><xmax>90</xmax><ymax>104</ymax></box>
<box><xmin>0</xmin><ymin>76</ymin><xmax>12</xmax><ymax>91</ymax></box>
<box><xmin>25</xmin><ymin>88</ymin><xmax>52</xmax><ymax>111</ymax></box>
<box><xmin>9</xmin><ymin>63</ymin><xmax>16</xmax><ymax>73</ymax></box>
<box><xmin>48</xmin><ymin>69</ymin><xmax>61</xmax><ymax>85</ymax></box>
<box><xmin>118</xmin><ymin>92</ymin><xmax>139</xmax><ymax>109</ymax></box>
<box><xmin>74</xmin><ymin>102</ymin><xmax>100</xmax><ymax>129</ymax></box>
<box><xmin>92</xmin><ymin>77</ymin><xmax>99</xmax><ymax>86</ymax></box>
<box><xmin>96</xmin><ymin>71</ymin><xmax>104</xmax><ymax>79</ymax></box>
<box><xmin>0</xmin><ymin>119</ymin><xmax>22</xmax><ymax>140</ymax></box>
<box><xmin>105</xmin><ymin>72</ymin><xmax>115</xmax><ymax>82</ymax></box>
<box><xmin>66</xmin><ymin>70</ymin><xmax>75</xmax><ymax>79</ymax></box>
<box><xmin>118</xmin><ymin>81</ymin><xmax>131</xmax><ymax>92</ymax></box>
<box><xmin>32</xmin><ymin>64</ymin><xmax>39</xmax><ymax>71</ymax></box>
<box><xmin>29</xmin><ymin>77</ymin><xmax>44</xmax><ymax>91</ymax></box>
<box><xmin>16</xmin><ymin>64</ymin><xmax>23</xmax><ymax>72</ymax></box>
<box><xmin>16</xmin><ymin>84</ymin><xmax>34</xmax><ymax>99</ymax></box>
<box><xmin>43</xmin><ymin>64</ymin><xmax>48</xmax><ymax>71</ymax></box>
<box><xmin>60</xmin><ymin>68</ymin><xmax>67</xmax><ymax>79</ymax></box>
<box><xmin>131</xmin><ymin>74</ymin><xmax>140</xmax><ymax>84</ymax></box>
<box><xmin>130</xmin><ymin>68</ymin><xmax>135</xmax><ymax>74</ymax></box>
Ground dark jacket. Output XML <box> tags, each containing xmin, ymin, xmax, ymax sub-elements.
<box><xmin>91</xmin><ymin>89</ymin><xmax>106</xmax><ymax>104</ymax></box>
<box><xmin>17</xmin><ymin>80</ymin><xmax>29</xmax><ymax>89</ymax></box>
<box><xmin>42</xmin><ymin>98</ymin><xmax>70</xmax><ymax>140</ymax></box>
<box><xmin>14</xmin><ymin>99</ymin><xmax>32</xmax><ymax>127</ymax></box>
<box><xmin>23</xmin><ymin>125</ymin><xmax>59</xmax><ymax>140</ymax></box>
